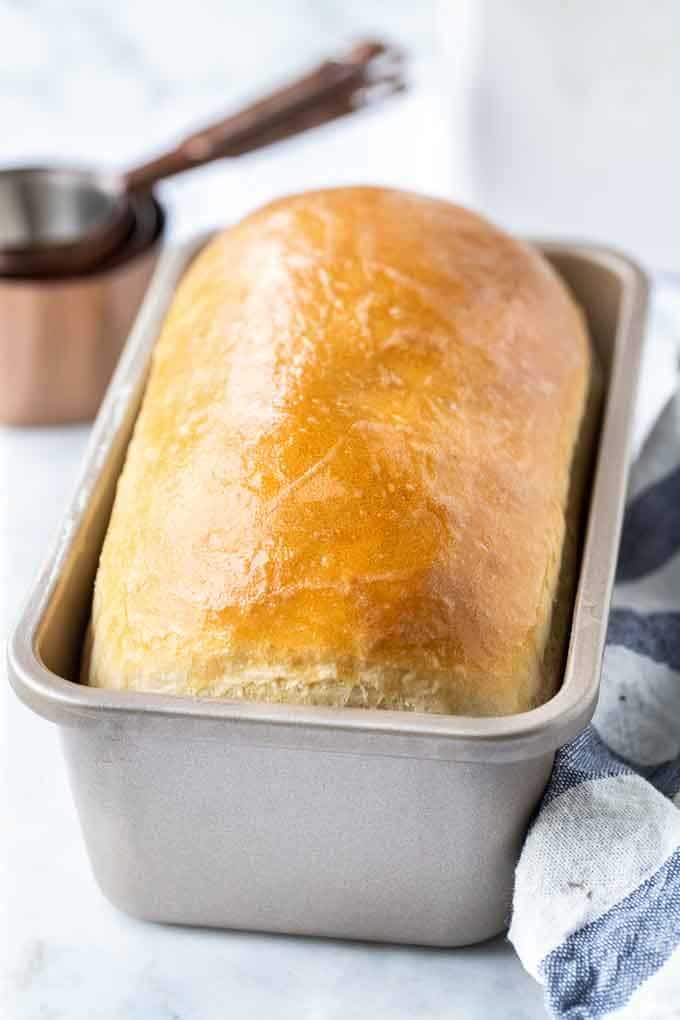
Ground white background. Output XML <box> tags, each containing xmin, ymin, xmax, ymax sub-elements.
<box><xmin>3</xmin><ymin>2</ymin><xmax>677</xmax><ymax>1017</ymax></box>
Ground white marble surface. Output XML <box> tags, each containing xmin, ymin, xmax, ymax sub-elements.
<box><xmin>436</xmin><ymin>0</ymin><xmax>680</xmax><ymax>270</ymax></box>
<box><xmin>0</xmin><ymin>3</ymin><xmax>547</xmax><ymax>1017</ymax></box>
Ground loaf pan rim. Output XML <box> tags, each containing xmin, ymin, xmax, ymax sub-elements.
<box><xmin>7</xmin><ymin>234</ymin><xmax>649</xmax><ymax>763</ymax></box>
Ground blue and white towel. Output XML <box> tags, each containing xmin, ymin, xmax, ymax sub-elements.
<box><xmin>510</xmin><ymin>277</ymin><xmax>680</xmax><ymax>1019</ymax></box>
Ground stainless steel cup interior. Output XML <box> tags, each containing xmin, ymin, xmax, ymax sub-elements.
<box><xmin>0</xmin><ymin>166</ymin><xmax>126</xmax><ymax>249</ymax></box>
<box><xmin>7</xmin><ymin>237</ymin><xmax>648</xmax><ymax>946</ymax></box>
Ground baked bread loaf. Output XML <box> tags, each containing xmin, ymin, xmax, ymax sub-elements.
<box><xmin>86</xmin><ymin>187</ymin><xmax>594</xmax><ymax>715</ymax></box>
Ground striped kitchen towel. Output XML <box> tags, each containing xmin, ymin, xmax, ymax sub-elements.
<box><xmin>510</xmin><ymin>276</ymin><xmax>680</xmax><ymax>1019</ymax></box>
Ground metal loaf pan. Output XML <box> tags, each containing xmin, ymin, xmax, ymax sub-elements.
<box><xmin>8</xmin><ymin>237</ymin><xmax>648</xmax><ymax>947</ymax></box>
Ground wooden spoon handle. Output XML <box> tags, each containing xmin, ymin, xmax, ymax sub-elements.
<box><xmin>124</xmin><ymin>40</ymin><xmax>404</xmax><ymax>192</ymax></box>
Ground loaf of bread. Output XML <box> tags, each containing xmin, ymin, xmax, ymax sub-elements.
<box><xmin>86</xmin><ymin>187</ymin><xmax>594</xmax><ymax>715</ymax></box>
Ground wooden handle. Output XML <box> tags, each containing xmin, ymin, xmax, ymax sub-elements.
<box><xmin>219</xmin><ymin>70</ymin><xmax>406</xmax><ymax>158</ymax></box>
<box><xmin>124</xmin><ymin>40</ymin><xmax>404</xmax><ymax>192</ymax></box>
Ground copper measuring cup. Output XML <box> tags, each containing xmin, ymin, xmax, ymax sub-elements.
<box><xmin>0</xmin><ymin>40</ymin><xmax>404</xmax><ymax>277</ymax></box>
<box><xmin>0</xmin><ymin>194</ymin><xmax>164</xmax><ymax>425</ymax></box>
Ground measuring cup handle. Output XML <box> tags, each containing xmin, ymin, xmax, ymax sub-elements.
<box><xmin>124</xmin><ymin>40</ymin><xmax>399</xmax><ymax>193</ymax></box>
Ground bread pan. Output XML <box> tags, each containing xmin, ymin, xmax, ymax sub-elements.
<box><xmin>8</xmin><ymin>236</ymin><xmax>648</xmax><ymax>946</ymax></box>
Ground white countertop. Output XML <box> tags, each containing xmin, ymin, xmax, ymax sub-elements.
<box><xmin>0</xmin><ymin>3</ymin><xmax>562</xmax><ymax>1016</ymax></box>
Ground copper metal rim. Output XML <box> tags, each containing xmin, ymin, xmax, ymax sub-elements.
<box><xmin>0</xmin><ymin>188</ymin><xmax>162</xmax><ymax>282</ymax></box>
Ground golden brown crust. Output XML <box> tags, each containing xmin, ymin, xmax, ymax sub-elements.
<box><xmin>88</xmin><ymin>187</ymin><xmax>592</xmax><ymax>715</ymax></box>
